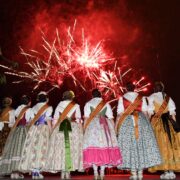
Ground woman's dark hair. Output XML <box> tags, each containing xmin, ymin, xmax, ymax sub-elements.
<box><xmin>37</xmin><ymin>94</ymin><xmax>47</xmax><ymax>103</ymax></box>
<box><xmin>154</xmin><ymin>81</ymin><xmax>164</xmax><ymax>93</ymax></box>
<box><xmin>92</xmin><ymin>89</ymin><xmax>101</xmax><ymax>98</ymax></box>
<box><xmin>126</xmin><ymin>82</ymin><xmax>135</xmax><ymax>92</ymax></box>
<box><xmin>20</xmin><ymin>95</ymin><xmax>31</xmax><ymax>105</ymax></box>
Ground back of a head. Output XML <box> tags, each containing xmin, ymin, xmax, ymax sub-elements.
<box><xmin>20</xmin><ymin>95</ymin><xmax>31</xmax><ymax>105</ymax></box>
<box><xmin>126</xmin><ymin>82</ymin><xmax>135</xmax><ymax>92</ymax></box>
<box><xmin>92</xmin><ymin>89</ymin><xmax>101</xmax><ymax>98</ymax></box>
<box><xmin>62</xmin><ymin>90</ymin><xmax>75</xmax><ymax>100</ymax></box>
<box><xmin>2</xmin><ymin>97</ymin><xmax>12</xmax><ymax>108</ymax></box>
<box><xmin>37</xmin><ymin>91</ymin><xmax>48</xmax><ymax>103</ymax></box>
<box><xmin>154</xmin><ymin>81</ymin><xmax>164</xmax><ymax>93</ymax></box>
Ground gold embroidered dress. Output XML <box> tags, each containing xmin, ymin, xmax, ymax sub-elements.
<box><xmin>148</xmin><ymin>92</ymin><xmax>180</xmax><ymax>172</ymax></box>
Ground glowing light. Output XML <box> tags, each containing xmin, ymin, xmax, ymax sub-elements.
<box><xmin>74</xmin><ymin>40</ymin><xmax>113</xmax><ymax>69</ymax></box>
<box><xmin>143</xmin><ymin>88</ymin><xmax>147</xmax><ymax>91</ymax></box>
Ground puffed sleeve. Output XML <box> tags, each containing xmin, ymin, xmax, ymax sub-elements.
<box><xmin>9</xmin><ymin>109</ymin><xmax>15</xmax><ymax>127</ymax></box>
<box><xmin>75</xmin><ymin>104</ymin><xmax>81</xmax><ymax>119</ymax></box>
<box><xmin>45</xmin><ymin>106</ymin><xmax>53</xmax><ymax>121</ymax></box>
<box><xmin>105</xmin><ymin>103</ymin><xmax>114</xmax><ymax>119</ymax></box>
<box><xmin>84</xmin><ymin>102</ymin><xmax>90</xmax><ymax>118</ymax></box>
<box><xmin>168</xmin><ymin>97</ymin><xmax>176</xmax><ymax>115</ymax></box>
<box><xmin>15</xmin><ymin>106</ymin><xmax>20</xmax><ymax>118</ymax></box>
<box><xmin>142</xmin><ymin>97</ymin><xmax>148</xmax><ymax>112</ymax></box>
<box><xmin>25</xmin><ymin>108</ymin><xmax>34</xmax><ymax>123</ymax></box>
<box><xmin>117</xmin><ymin>97</ymin><xmax>124</xmax><ymax>115</ymax></box>
<box><xmin>147</xmin><ymin>95</ymin><xmax>155</xmax><ymax>116</ymax></box>
<box><xmin>75</xmin><ymin>104</ymin><xmax>83</xmax><ymax>123</ymax></box>
<box><xmin>53</xmin><ymin>103</ymin><xmax>61</xmax><ymax>121</ymax></box>
<box><xmin>31</xmin><ymin>104</ymin><xmax>37</xmax><ymax>114</ymax></box>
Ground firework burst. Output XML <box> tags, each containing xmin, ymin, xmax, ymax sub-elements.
<box><xmin>94</xmin><ymin>62</ymin><xmax>150</xmax><ymax>102</ymax></box>
<box><xmin>0</xmin><ymin>22</ymin><xmax>150</xmax><ymax>98</ymax></box>
<box><xmin>0</xmin><ymin>22</ymin><xmax>114</xmax><ymax>91</ymax></box>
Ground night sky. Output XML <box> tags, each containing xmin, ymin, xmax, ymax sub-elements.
<box><xmin>0</xmin><ymin>0</ymin><xmax>180</xmax><ymax>122</ymax></box>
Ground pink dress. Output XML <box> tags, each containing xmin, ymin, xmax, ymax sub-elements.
<box><xmin>83</xmin><ymin>97</ymin><xmax>122</xmax><ymax>169</ymax></box>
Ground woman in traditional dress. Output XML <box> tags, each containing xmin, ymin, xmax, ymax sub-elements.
<box><xmin>116</xmin><ymin>82</ymin><xmax>162</xmax><ymax>180</ymax></box>
<box><xmin>0</xmin><ymin>97</ymin><xmax>15</xmax><ymax>156</ymax></box>
<box><xmin>0</xmin><ymin>95</ymin><xmax>33</xmax><ymax>179</ymax></box>
<box><xmin>45</xmin><ymin>90</ymin><xmax>83</xmax><ymax>179</ymax></box>
<box><xmin>19</xmin><ymin>91</ymin><xmax>53</xmax><ymax>179</ymax></box>
<box><xmin>147</xmin><ymin>81</ymin><xmax>180</xmax><ymax>179</ymax></box>
<box><xmin>83</xmin><ymin>89</ymin><xmax>122</xmax><ymax>180</ymax></box>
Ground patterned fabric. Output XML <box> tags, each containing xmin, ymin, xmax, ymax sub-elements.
<box><xmin>0</xmin><ymin>126</ymin><xmax>27</xmax><ymax>175</ymax></box>
<box><xmin>83</xmin><ymin>116</ymin><xmax>122</xmax><ymax>169</ymax></box>
<box><xmin>0</xmin><ymin>124</ymin><xmax>10</xmax><ymax>156</ymax></box>
<box><xmin>19</xmin><ymin>124</ymin><xmax>50</xmax><ymax>172</ymax></box>
<box><xmin>149</xmin><ymin>117</ymin><xmax>180</xmax><ymax>172</ymax></box>
<box><xmin>117</xmin><ymin>112</ymin><xmax>162</xmax><ymax>170</ymax></box>
<box><xmin>45</xmin><ymin>122</ymin><xmax>83</xmax><ymax>172</ymax></box>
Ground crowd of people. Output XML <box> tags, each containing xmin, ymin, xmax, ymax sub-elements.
<box><xmin>0</xmin><ymin>81</ymin><xmax>179</xmax><ymax>180</ymax></box>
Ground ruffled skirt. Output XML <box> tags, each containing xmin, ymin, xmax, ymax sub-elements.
<box><xmin>83</xmin><ymin>117</ymin><xmax>122</xmax><ymax>169</ymax></box>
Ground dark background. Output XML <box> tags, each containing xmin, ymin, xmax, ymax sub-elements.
<box><xmin>0</xmin><ymin>0</ymin><xmax>179</xmax><ymax>123</ymax></box>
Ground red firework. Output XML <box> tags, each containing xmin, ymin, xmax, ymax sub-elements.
<box><xmin>0</xmin><ymin>22</ymin><xmax>150</xmax><ymax>98</ymax></box>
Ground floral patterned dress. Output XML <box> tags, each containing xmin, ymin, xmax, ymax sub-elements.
<box><xmin>0</xmin><ymin>105</ymin><xmax>33</xmax><ymax>175</ymax></box>
<box><xmin>83</xmin><ymin>97</ymin><xmax>122</xmax><ymax>169</ymax></box>
<box><xmin>117</xmin><ymin>92</ymin><xmax>162</xmax><ymax>170</ymax></box>
<box><xmin>19</xmin><ymin>102</ymin><xmax>53</xmax><ymax>172</ymax></box>
<box><xmin>45</xmin><ymin>100</ymin><xmax>83</xmax><ymax>172</ymax></box>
